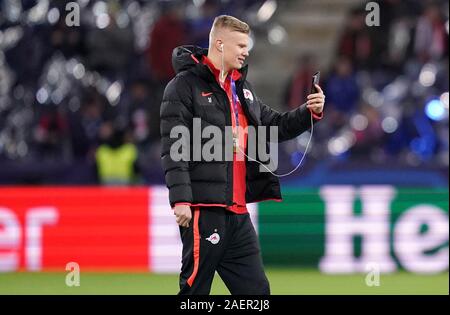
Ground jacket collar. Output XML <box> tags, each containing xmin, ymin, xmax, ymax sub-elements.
<box><xmin>191</xmin><ymin>54</ymin><xmax>248</xmax><ymax>85</ymax></box>
<box><xmin>172</xmin><ymin>45</ymin><xmax>248</xmax><ymax>84</ymax></box>
<box><xmin>201</xmin><ymin>55</ymin><xmax>242</xmax><ymax>82</ymax></box>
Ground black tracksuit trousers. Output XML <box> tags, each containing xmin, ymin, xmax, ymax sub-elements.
<box><xmin>178</xmin><ymin>207</ymin><xmax>270</xmax><ymax>295</ymax></box>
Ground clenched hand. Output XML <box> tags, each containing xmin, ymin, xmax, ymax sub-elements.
<box><xmin>173</xmin><ymin>205</ymin><xmax>192</xmax><ymax>227</ymax></box>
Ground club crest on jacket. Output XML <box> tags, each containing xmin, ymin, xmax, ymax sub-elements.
<box><xmin>243</xmin><ymin>89</ymin><xmax>253</xmax><ymax>102</ymax></box>
<box><xmin>206</xmin><ymin>232</ymin><xmax>220</xmax><ymax>244</ymax></box>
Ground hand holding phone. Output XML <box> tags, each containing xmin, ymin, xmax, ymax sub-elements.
<box><xmin>307</xmin><ymin>71</ymin><xmax>325</xmax><ymax>117</ymax></box>
<box><xmin>310</xmin><ymin>71</ymin><xmax>320</xmax><ymax>94</ymax></box>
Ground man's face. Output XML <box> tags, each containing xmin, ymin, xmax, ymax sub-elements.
<box><xmin>222</xmin><ymin>31</ymin><xmax>249</xmax><ymax>71</ymax></box>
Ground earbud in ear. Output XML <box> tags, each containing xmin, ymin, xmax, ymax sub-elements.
<box><xmin>220</xmin><ymin>43</ymin><xmax>224</xmax><ymax>51</ymax></box>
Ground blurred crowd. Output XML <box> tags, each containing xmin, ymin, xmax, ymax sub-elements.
<box><xmin>0</xmin><ymin>0</ymin><xmax>263</xmax><ymax>184</ymax></box>
<box><xmin>0</xmin><ymin>0</ymin><xmax>448</xmax><ymax>185</ymax></box>
<box><xmin>283</xmin><ymin>0</ymin><xmax>449</xmax><ymax>169</ymax></box>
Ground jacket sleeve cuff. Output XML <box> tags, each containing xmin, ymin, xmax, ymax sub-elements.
<box><xmin>173</xmin><ymin>202</ymin><xmax>192</xmax><ymax>209</ymax></box>
<box><xmin>309</xmin><ymin>108</ymin><xmax>324</xmax><ymax>120</ymax></box>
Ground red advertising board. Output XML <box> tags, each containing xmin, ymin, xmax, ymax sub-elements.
<box><xmin>0</xmin><ymin>187</ymin><xmax>150</xmax><ymax>272</ymax></box>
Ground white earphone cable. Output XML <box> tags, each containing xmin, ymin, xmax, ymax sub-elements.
<box><xmin>220</xmin><ymin>43</ymin><xmax>314</xmax><ymax>177</ymax></box>
<box><xmin>236</xmin><ymin>114</ymin><xmax>314</xmax><ymax>177</ymax></box>
<box><xmin>220</xmin><ymin>43</ymin><xmax>225</xmax><ymax>82</ymax></box>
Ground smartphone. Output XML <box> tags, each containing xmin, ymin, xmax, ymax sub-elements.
<box><xmin>311</xmin><ymin>71</ymin><xmax>320</xmax><ymax>93</ymax></box>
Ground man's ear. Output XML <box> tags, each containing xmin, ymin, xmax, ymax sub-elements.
<box><xmin>217</xmin><ymin>40</ymin><xmax>223</xmax><ymax>52</ymax></box>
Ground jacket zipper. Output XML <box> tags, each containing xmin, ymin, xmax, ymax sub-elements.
<box><xmin>218</xmin><ymin>88</ymin><xmax>234</xmax><ymax>207</ymax></box>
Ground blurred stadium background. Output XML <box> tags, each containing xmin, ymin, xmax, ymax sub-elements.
<box><xmin>0</xmin><ymin>0</ymin><xmax>448</xmax><ymax>294</ymax></box>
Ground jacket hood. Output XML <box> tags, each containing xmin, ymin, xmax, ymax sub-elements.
<box><xmin>172</xmin><ymin>45</ymin><xmax>208</xmax><ymax>74</ymax></box>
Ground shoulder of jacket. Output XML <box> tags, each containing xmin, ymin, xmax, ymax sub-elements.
<box><xmin>165</xmin><ymin>71</ymin><xmax>194</xmax><ymax>96</ymax></box>
<box><xmin>173</xmin><ymin>69</ymin><xmax>199</xmax><ymax>85</ymax></box>
<box><xmin>241</xmin><ymin>79</ymin><xmax>253</xmax><ymax>89</ymax></box>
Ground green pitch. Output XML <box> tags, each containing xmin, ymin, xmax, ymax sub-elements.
<box><xmin>0</xmin><ymin>269</ymin><xmax>447</xmax><ymax>295</ymax></box>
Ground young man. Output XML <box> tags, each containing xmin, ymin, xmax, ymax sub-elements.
<box><xmin>160</xmin><ymin>15</ymin><xmax>325</xmax><ymax>295</ymax></box>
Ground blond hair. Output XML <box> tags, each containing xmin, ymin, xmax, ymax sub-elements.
<box><xmin>209</xmin><ymin>15</ymin><xmax>250</xmax><ymax>46</ymax></box>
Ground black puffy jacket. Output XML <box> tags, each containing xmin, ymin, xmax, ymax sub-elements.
<box><xmin>160</xmin><ymin>45</ymin><xmax>322</xmax><ymax>208</ymax></box>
